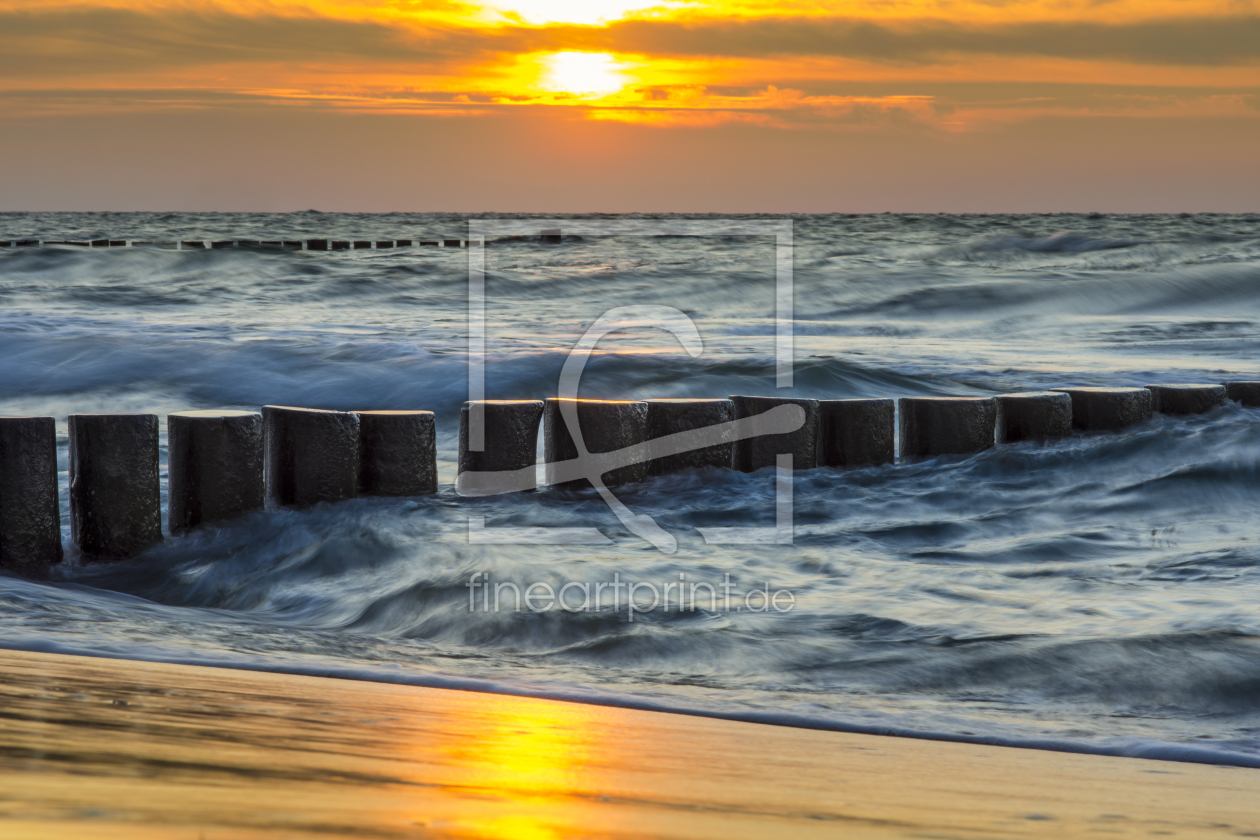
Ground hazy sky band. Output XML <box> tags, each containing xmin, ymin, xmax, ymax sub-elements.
<box><xmin>2</xmin><ymin>0</ymin><xmax>1257</xmax><ymax>210</ymax></box>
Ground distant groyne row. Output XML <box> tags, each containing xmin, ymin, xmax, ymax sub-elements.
<box><xmin>1</xmin><ymin>383</ymin><xmax>1256</xmax><ymax>575</ymax></box>
<box><xmin>0</xmin><ymin>238</ymin><xmax>470</xmax><ymax>250</ymax></box>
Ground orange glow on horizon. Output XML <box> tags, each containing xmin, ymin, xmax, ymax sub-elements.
<box><xmin>0</xmin><ymin>0</ymin><xmax>1256</xmax><ymax>132</ymax></box>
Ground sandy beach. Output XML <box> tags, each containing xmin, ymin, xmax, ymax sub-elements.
<box><xmin>0</xmin><ymin>648</ymin><xmax>1256</xmax><ymax>839</ymax></box>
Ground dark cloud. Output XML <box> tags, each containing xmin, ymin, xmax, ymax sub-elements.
<box><xmin>0</xmin><ymin>7</ymin><xmax>492</xmax><ymax>78</ymax></box>
<box><xmin>572</xmin><ymin>15</ymin><xmax>1260</xmax><ymax>67</ymax></box>
<box><xmin>1</xmin><ymin>6</ymin><xmax>1258</xmax><ymax>85</ymax></box>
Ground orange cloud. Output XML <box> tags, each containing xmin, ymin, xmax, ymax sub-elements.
<box><xmin>0</xmin><ymin>0</ymin><xmax>1257</xmax><ymax>134</ymax></box>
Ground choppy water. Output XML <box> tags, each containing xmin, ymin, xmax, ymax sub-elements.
<box><xmin>3</xmin><ymin>211</ymin><xmax>1260</xmax><ymax>767</ymax></box>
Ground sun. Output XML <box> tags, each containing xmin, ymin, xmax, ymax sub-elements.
<box><xmin>540</xmin><ymin>52</ymin><xmax>629</xmax><ymax>97</ymax></box>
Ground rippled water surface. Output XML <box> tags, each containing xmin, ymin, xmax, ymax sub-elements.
<box><xmin>3</xmin><ymin>211</ymin><xmax>1260</xmax><ymax>766</ymax></box>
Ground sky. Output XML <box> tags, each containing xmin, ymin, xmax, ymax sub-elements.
<box><xmin>2</xmin><ymin>0</ymin><xmax>1258</xmax><ymax>212</ymax></box>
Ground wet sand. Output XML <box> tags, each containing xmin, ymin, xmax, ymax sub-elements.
<box><xmin>0</xmin><ymin>648</ymin><xmax>1256</xmax><ymax>839</ymax></box>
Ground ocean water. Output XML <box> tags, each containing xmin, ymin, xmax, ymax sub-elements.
<box><xmin>3</xmin><ymin>211</ymin><xmax>1260</xmax><ymax>767</ymax></box>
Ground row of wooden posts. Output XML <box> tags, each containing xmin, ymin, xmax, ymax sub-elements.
<box><xmin>0</xmin><ymin>239</ymin><xmax>469</xmax><ymax>250</ymax></box>
<box><xmin>0</xmin><ymin>383</ymin><xmax>1255</xmax><ymax>576</ymax></box>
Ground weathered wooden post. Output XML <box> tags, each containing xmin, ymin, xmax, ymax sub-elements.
<box><xmin>995</xmin><ymin>392</ymin><xmax>1073</xmax><ymax>444</ymax></box>
<box><xmin>68</xmin><ymin>413</ymin><xmax>162</xmax><ymax>559</ymax></box>
<box><xmin>168</xmin><ymin>410</ymin><xmax>264</xmax><ymax>534</ymax></box>
<box><xmin>458</xmin><ymin>400</ymin><xmax>544</xmax><ymax>495</ymax></box>
<box><xmin>354</xmin><ymin>411</ymin><xmax>437</xmax><ymax>496</ymax></box>
<box><xmin>0</xmin><ymin>416</ymin><xmax>63</xmax><ymax>575</ymax></box>
<box><xmin>730</xmin><ymin>396</ymin><xmax>819</xmax><ymax>472</ymax></box>
<box><xmin>818</xmin><ymin>399</ymin><xmax>895</xmax><ymax>467</ymax></box>
<box><xmin>544</xmin><ymin>398</ymin><xmax>649</xmax><ymax>489</ymax></box>
<box><xmin>262</xmin><ymin>406</ymin><xmax>359</xmax><ymax>507</ymax></box>
<box><xmin>899</xmin><ymin>397</ymin><xmax>996</xmax><ymax>459</ymax></box>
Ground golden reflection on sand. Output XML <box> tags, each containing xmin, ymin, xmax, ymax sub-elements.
<box><xmin>0</xmin><ymin>649</ymin><xmax>1258</xmax><ymax>839</ymax></box>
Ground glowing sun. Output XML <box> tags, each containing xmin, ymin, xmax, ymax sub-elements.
<box><xmin>540</xmin><ymin>52</ymin><xmax>628</xmax><ymax>97</ymax></box>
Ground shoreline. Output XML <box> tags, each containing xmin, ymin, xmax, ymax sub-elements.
<box><xmin>2</xmin><ymin>647</ymin><xmax>1258</xmax><ymax>839</ymax></box>
<box><xmin>1</xmin><ymin>639</ymin><xmax>1257</xmax><ymax>771</ymax></box>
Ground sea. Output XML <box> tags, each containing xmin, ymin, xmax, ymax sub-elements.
<box><xmin>2</xmin><ymin>211</ymin><xmax>1260</xmax><ymax>768</ymax></box>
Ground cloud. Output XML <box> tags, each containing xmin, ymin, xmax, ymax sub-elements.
<box><xmin>2</xmin><ymin>4</ymin><xmax>1258</xmax><ymax>133</ymax></box>
<box><xmin>0</xmin><ymin>7</ymin><xmax>491</xmax><ymax>79</ymax></box>
<box><xmin>554</xmin><ymin>15</ymin><xmax>1260</xmax><ymax>67</ymax></box>
<box><xmin>3</xmin><ymin>6</ymin><xmax>1260</xmax><ymax>86</ymax></box>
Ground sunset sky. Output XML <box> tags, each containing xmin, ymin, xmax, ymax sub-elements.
<box><xmin>3</xmin><ymin>0</ymin><xmax>1258</xmax><ymax>211</ymax></box>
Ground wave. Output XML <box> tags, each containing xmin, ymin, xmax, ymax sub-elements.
<box><xmin>967</xmin><ymin>231</ymin><xmax>1147</xmax><ymax>253</ymax></box>
<box><xmin>4</xmin><ymin>639</ymin><xmax>1260</xmax><ymax>769</ymax></box>
<box><xmin>5</xmin><ymin>211</ymin><xmax>1260</xmax><ymax>770</ymax></box>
